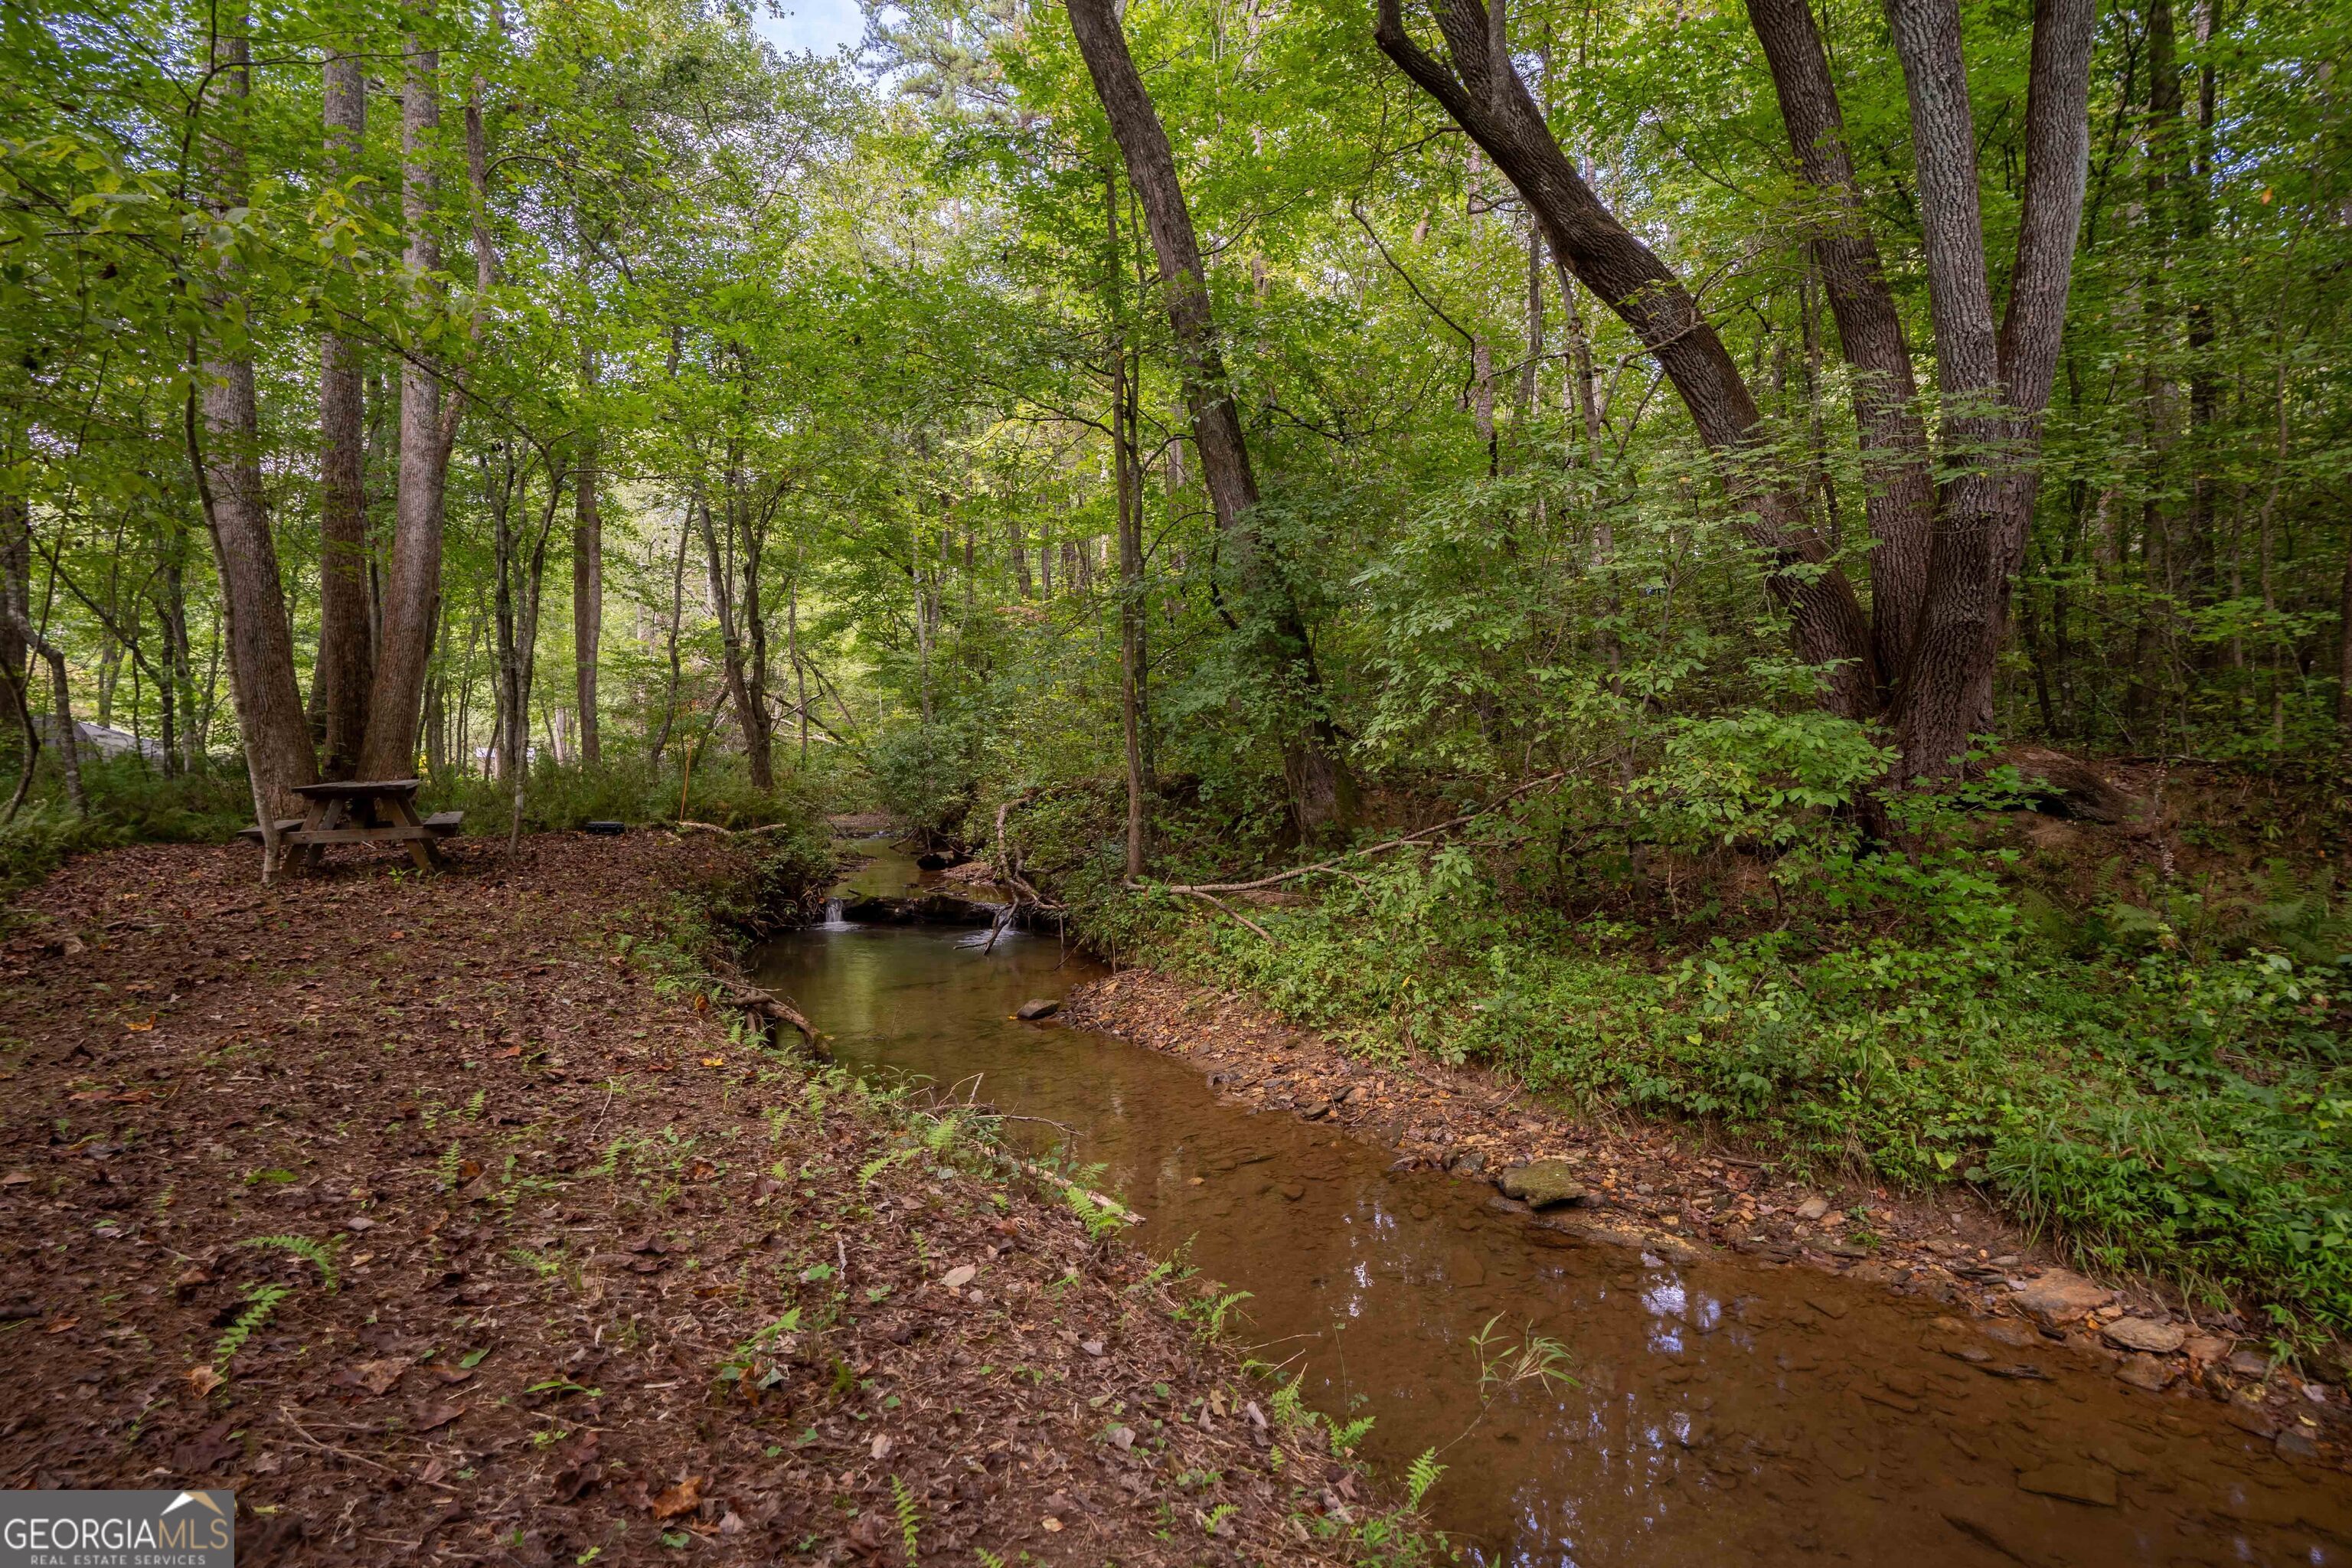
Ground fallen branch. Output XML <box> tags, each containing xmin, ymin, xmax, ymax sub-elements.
<box><xmin>1008</xmin><ymin>1156</ymin><xmax>1145</xmax><ymax>1225</ymax></box>
<box><xmin>671</xmin><ymin>819</ymin><xmax>805</xmax><ymax>838</ymax></box>
<box><xmin>707</xmin><ymin>969</ymin><xmax>822</xmax><ymax>1044</ymax></box>
<box><xmin>1178</xmin><ymin>887</ymin><xmax>1273</xmax><ymax>941</ymax></box>
<box><xmin>1139</xmin><ymin>771</ymin><xmax>1569</xmax><ymax>896</ymax></box>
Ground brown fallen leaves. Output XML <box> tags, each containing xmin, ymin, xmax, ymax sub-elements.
<box><xmin>651</xmin><ymin>1475</ymin><xmax>704</xmax><ymax>1521</ymax></box>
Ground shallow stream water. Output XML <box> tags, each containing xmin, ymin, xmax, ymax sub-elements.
<box><xmin>757</xmin><ymin>844</ymin><xmax>2346</xmax><ymax>1565</ymax></box>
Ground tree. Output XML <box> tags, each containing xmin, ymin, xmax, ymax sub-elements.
<box><xmin>1372</xmin><ymin>0</ymin><xmax>1881</xmax><ymax>727</ymax></box>
<box><xmin>1063</xmin><ymin>0</ymin><xmax>1358</xmax><ymax>835</ymax></box>
<box><xmin>190</xmin><ymin>3</ymin><xmax>316</xmax><ymax>829</ymax></box>
<box><xmin>315</xmin><ymin>41</ymin><xmax>372</xmax><ymax>780</ymax></box>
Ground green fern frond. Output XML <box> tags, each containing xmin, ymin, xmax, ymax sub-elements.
<box><xmin>889</xmin><ymin>1473</ymin><xmax>920</xmax><ymax>1557</ymax></box>
<box><xmin>240</xmin><ymin>1233</ymin><xmax>338</xmax><ymax>1293</ymax></box>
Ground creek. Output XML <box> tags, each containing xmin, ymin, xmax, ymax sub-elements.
<box><xmin>754</xmin><ymin>840</ymin><xmax>2347</xmax><ymax>1565</ymax></box>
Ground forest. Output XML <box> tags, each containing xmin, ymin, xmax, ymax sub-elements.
<box><xmin>4</xmin><ymin>0</ymin><xmax>2351</xmax><ymax>1554</ymax></box>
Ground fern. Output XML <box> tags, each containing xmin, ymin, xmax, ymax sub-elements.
<box><xmin>464</xmin><ymin>1089</ymin><xmax>487</xmax><ymax>1121</ymax></box>
<box><xmin>1404</xmin><ymin>1447</ymin><xmax>1446</xmax><ymax>1511</ymax></box>
<box><xmin>858</xmin><ymin>1145</ymin><xmax>920</xmax><ymax>1188</ymax></box>
<box><xmin>921</xmin><ymin>1112</ymin><xmax>961</xmax><ymax>1155</ymax></box>
<box><xmin>212</xmin><ymin>1282</ymin><xmax>292</xmax><ymax>1370</ymax></box>
<box><xmin>975</xmin><ymin>1552</ymin><xmax>1007</xmax><ymax>1568</ymax></box>
<box><xmin>240</xmin><ymin>1233</ymin><xmax>338</xmax><ymax>1293</ymax></box>
<box><xmin>889</xmin><ymin>1474</ymin><xmax>920</xmax><ymax>1558</ymax></box>
<box><xmin>1328</xmin><ymin>1413</ymin><xmax>1376</xmax><ymax>1454</ymax></box>
<box><xmin>436</xmin><ymin>1140</ymin><xmax>465</xmax><ymax>1191</ymax></box>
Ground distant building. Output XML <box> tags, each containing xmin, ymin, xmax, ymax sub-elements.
<box><xmin>31</xmin><ymin>714</ymin><xmax>168</xmax><ymax>763</ymax></box>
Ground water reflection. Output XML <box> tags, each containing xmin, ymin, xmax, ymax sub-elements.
<box><xmin>756</xmin><ymin>921</ymin><xmax>2350</xmax><ymax>1566</ymax></box>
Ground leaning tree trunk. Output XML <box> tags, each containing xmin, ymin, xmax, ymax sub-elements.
<box><xmin>191</xmin><ymin>5</ymin><xmax>318</xmax><ymax>830</ymax></box>
<box><xmin>1745</xmin><ymin>0</ymin><xmax>1938</xmax><ymax>694</ymax></box>
<box><xmin>317</xmin><ymin>44</ymin><xmax>373</xmax><ymax>778</ymax></box>
<box><xmin>361</xmin><ymin>0</ymin><xmax>449</xmax><ymax>779</ymax></box>
<box><xmin>1063</xmin><ymin>0</ymin><xmax>1357</xmax><ymax>836</ymax></box>
<box><xmin>1374</xmin><ymin>0</ymin><xmax>1879</xmax><ymax>722</ymax></box>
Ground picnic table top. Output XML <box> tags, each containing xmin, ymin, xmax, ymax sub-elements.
<box><xmin>292</xmin><ymin>778</ymin><xmax>423</xmax><ymax>799</ymax></box>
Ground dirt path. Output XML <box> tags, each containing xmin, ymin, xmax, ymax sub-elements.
<box><xmin>0</xmin><ymin>838</ymin><xmax>1370</xmax><ymax>1565</ymax></box>
<box><xmin>1063</xmin><ymin>968</ymin><xmax>2350</xmax><ymax>1468</ymax></box>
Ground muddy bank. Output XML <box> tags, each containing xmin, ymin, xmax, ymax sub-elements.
<box><xmin>1062</xmin><ymin>967</ymin><xmax>2352</xmax><ymax>1472</ymax></box>
<box><xmin>0</xmin><ymin>838</ymin><xmax>1353</xmax><ymax>1564</ymax></box>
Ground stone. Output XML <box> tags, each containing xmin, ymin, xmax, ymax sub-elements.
<box><xmin>1920</xmin><ymin>1318</ymin><xmax>1994</xmax><ymax>1364</ymax></box>
<box><xmin>1795</xmin><ymin>1197</ymin><xmax>1831</xmax><ymax>1221</ymax></box>
<box><xmin>1498</xmin><ymin>1161</ymin><xmax>1589</xmax><ymax>1210</ymax></box>
<box><xmin>2016</xmin><ymin>1462</ymin><xmax>2118</xmax><ymax>1507</ymax></box>
<box><xmin>2102</xmin><ymin>1317</ymin><xmax>2187</xmax><ymax>1354</ymax></box>
<box><xmin>2181</xmin><ymin>1333</ymin><xmax>2231</xmax><ymax>1364</ymax></box>
<box><xmin>2223</xmin><ymin>1403</ymin><xmax>2278</xmax><ymax>1439</ymax></box>
<box><xmin>2275</xmin><ymin>1430</ymin><xmax>2321</xmax><ymax>1462</ymax></box>
<box><xmin>2225</xmin><ymin>1348</ymin><xmax>2273</xmax><ymax>1378</ymax></box>
<box><xmin>2115</xmin><ymin>1354</ymin><xmax>2175</xmax><ymax>1392</ymax></box>
<box><xmin>1014</xmin><ymin>998</ymin><xmax>1060</xmax><ymax>1021</ymax></box>
<box><xmin>1451</xmin><ymin>1149</ymin><xmax>1488</xmax><ymax>1176</ymax></box>
<box><xmin>2011</xmin><ymin>1269</ymin><xmax>2114</xmax><ymax>1327</ymax></box>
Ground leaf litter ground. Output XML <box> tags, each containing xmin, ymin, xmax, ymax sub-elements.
<box><xmin>0</xmin><ymin>836</ymin><xmax>1364</xmax><ymax>1564</ymax></box>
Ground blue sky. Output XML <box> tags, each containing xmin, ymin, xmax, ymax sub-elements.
<box><xmin>752</xmin><ymin>0</ymin><xmax>867</xmax><ymax>57</ymax></box>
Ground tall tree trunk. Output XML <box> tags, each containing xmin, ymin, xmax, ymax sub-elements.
<box><xmin>1375</xmin><ymin>0</ymin><xmax>1879</xmax><ymax>722</ymax></box>
<box><xmin>190</xmin><ymin>5</ymin><xmax>317</xmax><ymax>831</ymax></box>
<box><xmin>1106</xmin><ymin>170</ymin><xmax>1148</xmax><ymax>880</ymax></box>
<box><xmin>648</xmin><ymin>512</ymin><xmax>690</xmax><ymax>769</ymax></box>
<box><xmin>1064</xmin><ymin>0</ymin><xmax>1357</xmax><ymax>835</ymax></box>
<box><xmin>573</xmin><ymin>317</ymin><xmax>603</xmax><ymax>764</ymax></box>
<box><xmin>1883</xmin><ymin>0</ymin><xmax>2095</xmax><ymax>779</ymax></box>
<box><xmin>0</xmin><ymin>455</ymin><xmax>25</xmax><ymax>701</ymax></box>
<box><xmin>695</xmin><ymin>482</ymin><xmax>772</xmax><ymax>792</ymax></box>
<box><xmin>361</xmin><ymin>0</ymin><xmax>450</xmax><ymax>779</ymax></box>
<box><xmin>317</xmin><ymin>45</ymin><xmax>372</xmax><ymax>779</ymax></box>
<box><xmin>1745</xmin><ymin>0</ymin><xmax>1936</xmax><ymax>691</ymax></box>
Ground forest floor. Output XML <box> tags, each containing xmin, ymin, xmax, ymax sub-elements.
<box><xmin>1062</xmin><ymin>969</ymin><xmax>2352</xmax><ymax>1473</ymax></box>
<box><xmin>0</xmin><ymin>835</ymin><xmax>1400</xmax><ymax>1566</ymax></box>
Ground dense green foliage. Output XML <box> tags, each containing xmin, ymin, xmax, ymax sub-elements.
<box><xmin>5</xmin><ymin>0</ymin><xmax>2347</xmax><ymax>1334</ymax></box>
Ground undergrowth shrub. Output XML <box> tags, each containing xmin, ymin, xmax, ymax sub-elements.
<box><xmin>1063</xmin><ymin>737</ymin><xmax>2352</xmax><ymax>1335</ymax></box>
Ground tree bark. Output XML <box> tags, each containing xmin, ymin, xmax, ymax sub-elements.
<box><xmin>191</xmin><ymin>7</ymin><xmax>317</xmax><ymax>826</ymax></box>
<box><xmin>1106</xmin><ymin>170</ymin><xmax>1147</xmax><ymax>880</ymax></box>
<box><xmin>1374</xmin><ymin>0</ymin><xmax>1878</xmax><ymax>721</ymax></box>
<box><xmin>1885</xmin><ymin>0</ymin><xmax>2096</xmax><ymax>778</ymax></box>
<box><xmin>317</xmin><ymin>45</ymin><xmax>372</xmax><ymax>779</ymax></box>
<box><xmin>1744</xmin><ymin>0</ymin><xmax>1936</xmax><ymax>693</ymax></box>
<box><xmin>573</xmin><ymin>442</ymin><xmax>602</xmax><ymax>766</ymax></box>
<box><xmin>1064</xmin><ymin>0</ymin><xmax>1357</xmax><ymax>835</ymax></box>
<box><xmin>361</xmin><ymin>0</ymin><xmax>450</xmax><ymax>779</ymax></box>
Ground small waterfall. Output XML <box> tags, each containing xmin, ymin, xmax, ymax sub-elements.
<box><xmin>821</xmin><ymin>897</ymin><xmax>848</xmax><ymax>929</ymax></box>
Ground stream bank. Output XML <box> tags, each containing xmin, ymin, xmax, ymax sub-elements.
<box><xmin>1063</xmin><ymin>968</ymin><xmax>2352</xmax><ymax>1463</ymax></box>
<box><xmin>0</xmin><ymin>835</ymin><xmax>1367</xmax><ymax>1565</ymax></box>
<box><xmin>761</xmin><ymin>897</ymin><xmax>2352</xmax><ymax>1565</ymax></box>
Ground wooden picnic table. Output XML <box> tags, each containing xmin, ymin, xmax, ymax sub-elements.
<box><xmin>241</xmin><ymin>778</ymin><xmax>463</xmax><ymax>873</ymax></box>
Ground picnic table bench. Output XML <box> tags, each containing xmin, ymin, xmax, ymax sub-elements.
<box><xmin>240</xmin><ymin>778</ymin><xmax>462</xmax><ymax>873</ymax></box>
